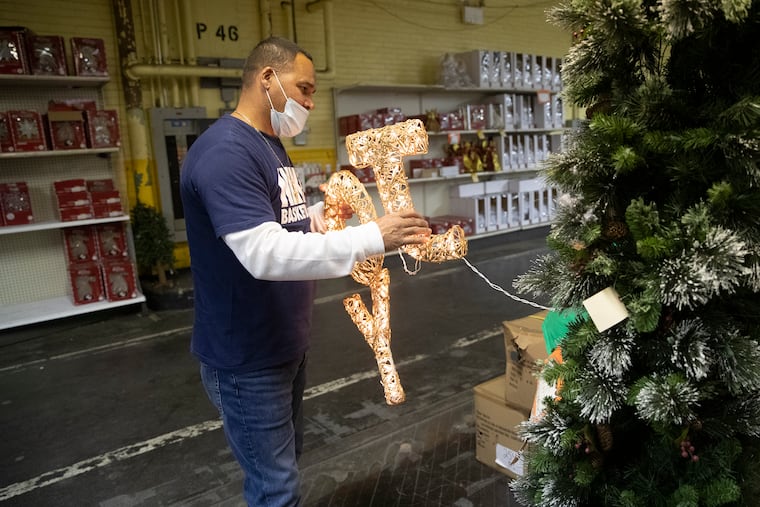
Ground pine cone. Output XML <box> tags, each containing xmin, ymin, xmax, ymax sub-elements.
<box><xmin>596</xmin><ymin>423</ymin><xmax>614</xmax><ymax>452</ymax></box>
<box><xmin>603</xmin><ymin>220</ymin><xmax>628</xmax><ymax>240</ymax></box>
<box><xmin>590</xmin><ymin>451</ymin><xmax>604</xmax><ymax>469</ymax></box>
<box><xmin>586</xmin><ymin>97</ymin><xmax>612</xmax><ymax>119</ymax></box>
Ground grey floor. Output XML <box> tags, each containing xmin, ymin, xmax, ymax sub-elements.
<box><xmin>0</xmin><ymin>227</ymin><xmax>549</xmax><ymax>506</ymax></box>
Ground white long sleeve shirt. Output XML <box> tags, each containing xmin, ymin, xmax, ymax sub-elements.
<box><xmin>223</xmin><ymin>203</ymin><xmax>385</xmax><ymax>281</ymax></box>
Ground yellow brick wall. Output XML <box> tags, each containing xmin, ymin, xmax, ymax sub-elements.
<box><xmin>282</xmin><ymin>0</ymin><xmax>571</xmax><ymax>151</ymax></box>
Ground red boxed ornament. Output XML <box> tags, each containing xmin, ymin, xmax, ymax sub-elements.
<box><xmin>86</xmin><ymin>178</ymin><xmax>115</xmax><ymax>192</ymax></box>
<box><xmin>84</xmin><ymin>110</ymin><xmax>120</xmax><ymax>148</ymax></box>
<box><xmin>92</xmin><ymin>203</ymin><xmax>124</xmax><ymax>219</ymax></box>
<box><xmin>58</xmin><ymin>204</ymin><xmax>94</xmax><ymax>222</ymax></box>
<box><xmin>46</xmin><ymin>111</ymin><xmax>87</xmax><ymax>150</ymax></box>
<box><xmin>467</xmin><ymin>105</ymin><xmax>488</xmax><ymax>131</ymax></box>
<box><xmin>68</xmin><ymin>261</ymin><xmax>104</xmax><ymax>305</ymax></box>
<box><xmin>0</xmin><ymin>181</ymin><xmax>34</xmax><ymax>226</ymax></box>
<box><xmin>96</xmin><ymin>223</ymin><xmax>128</xmax><ymax>258</ymax></box>
<box><xmin>63</xmin><ymin>227</ymin><xmax>99</xmax><ymax>262</ymax></box>
<box><xmin>48</xmin><ymin>99</ymin><xmax>97</xmax><ymax>113</ymax></box>
<box><xmin>338</xmin><ymin>115</ymin><xmax>360</xmax><ymax>137</ymax></box>
<box><xmin>91</xmin><ymin>190</ymin><xmax>123</xmax><ymax>218</ymax></box>
<box><xmin>342</xmin><ymin>164</ymin><xmax>375</xmax><ymax>183</ymax></box>
<box><xmin>0</xmin><ymin>115</ymin><xmax>13</xmax><ymax>152</ymax></box>
<box><xmin>101</xmin><ymin>260</ymin><xmax>137</xmax><ymax>301</ymax></box>
<box><xmin>0</xmin><ymin>29</ymin><xmax>29</xmax><ymax>75</ymax></box>
<box><xmin>6</xmin><ymin>110</ymin><xmax>47</xmax><ymax>152</ymax></box>
<box><xmin>71</xmin><ymin>37</ymin><xmax>107</xmax><ymax>77</ymax></box>
<box><xmin>429</xmin><ymin>215</ymin><xmax>475</xmax><ymax>236</ymax></box>
<box><xmin>28</xmin><ymin>35</ymin><xmax>67</xmax><ymax>76</ymax></box>
<box><xmin>53</xmin><ymin>178</ymin><xmax>87</xmax><ymax>193</ymax></box>
<box><xmin>90</xmin><ymin>190</ymin><xmax>120</xmax><ymax>206</ymax></box>
<box><xmin>55</xmin><ymin>190</ymin><xmax>91</xmax><ymax>209</ymax></box>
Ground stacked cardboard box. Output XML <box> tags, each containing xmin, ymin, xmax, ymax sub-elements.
<box><xmin>473</xmin><ymin>310</ymin><xmax>549</xmax><ymax>478</ymax></box>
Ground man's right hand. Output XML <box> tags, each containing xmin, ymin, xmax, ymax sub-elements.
<box><xmin>374</xmin><ymin>210</ymin><xmax>431</xmax><ymax>251</ymax></box>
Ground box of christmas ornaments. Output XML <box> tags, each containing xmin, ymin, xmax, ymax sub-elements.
<box><xmin>64</xmin><ymin>222</ymin><xmax>138</xmax><ymax>305</ymax></box>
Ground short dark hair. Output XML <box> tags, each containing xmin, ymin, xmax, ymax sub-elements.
<box><xmin>241</xmin><ymin>36</ymin><xmax>313</xmax><ymax>88</ymax></box>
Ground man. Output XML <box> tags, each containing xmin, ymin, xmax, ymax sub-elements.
<box><xmin>179</xmin><ymin>36</ymin><xmax>431</xmax><ymax>506</ymax></box>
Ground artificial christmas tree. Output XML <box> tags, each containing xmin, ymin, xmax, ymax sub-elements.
<box><xmin>512</xmin><ymin>1</ymin><xmax>760</xmax><ymax>506</ymax></box>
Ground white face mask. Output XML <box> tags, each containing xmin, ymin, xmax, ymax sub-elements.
<box><xmin>266</xmin><ymin>70</ymin><xmax>309</xmax><ymax>137</ymax></box>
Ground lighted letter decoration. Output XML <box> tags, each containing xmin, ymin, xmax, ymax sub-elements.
<box><xmin>324</xmin><ymin>119</ymin><xmax>468</xmax><ymax>405</ymax></box>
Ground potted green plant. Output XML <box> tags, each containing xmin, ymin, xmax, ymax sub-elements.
<box><xmin>131</xmin><ymin>199</ymin><xmax>175</xmax><ymax>286</ymax></box>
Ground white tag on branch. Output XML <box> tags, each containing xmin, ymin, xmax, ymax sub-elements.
<box><xmin>582</xmin><ymin>286</ymin><xmax>629</xmax><ymax>332</ymax></box>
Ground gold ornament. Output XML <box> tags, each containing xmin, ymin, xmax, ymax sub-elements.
<box><xmin>324</xmin><ymin>119</ymin><xmax>468</xmax><ymax>405</ymax></box>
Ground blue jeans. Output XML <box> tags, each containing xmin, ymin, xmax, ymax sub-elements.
<box><xmin>201</xmin><ymin>354</ymin><xmax>307</xmax><ymax>507</ymax></box>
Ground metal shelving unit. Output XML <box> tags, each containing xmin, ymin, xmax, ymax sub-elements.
<box><xmin>0</xmin><ymin>75</ymin><xmax>144</xmax><ymax>330</ymax></box>
<box><xmin>332</xmin><ymin>84</ymin><xmax>564</xmax><ymax>238</ymax></box>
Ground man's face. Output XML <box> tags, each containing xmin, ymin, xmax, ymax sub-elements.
<box><xmin>271</xmin><ymin>53</ymin><xmax>316</xmax><ymax>112</ymax></box>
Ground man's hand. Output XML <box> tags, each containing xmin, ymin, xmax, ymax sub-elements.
<box><xmin>374</xmin><ymin>210</ymin><xmax>431</xmax><ymax>251</ymax></box>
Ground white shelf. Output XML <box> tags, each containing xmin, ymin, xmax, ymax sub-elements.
<box><xmin>339</xmin><ymin>127</ymin><xmax>563</xmax><ymax>142</ymax></box>
<box><xmin>334</xmin><ymin>83</ymin><xmax>555</xmax><ymax>95</ymax></box>
<box><xmin>0</xmin><ymin>294</ymin><xmax>146</xmax><ymax>331</ymax></box>
<box><xmin>0</xmin><ymin>74</ymin><xmax>109</xmax><ymax>88</ymax></box>
<box><xmin>0</xmin><ymin>70</ymin><xmax>143</xmax><ymax>330</ymax></box>
<box><xmin>0</xmin><ymin>147</ymin><xmax>119</xmax><ymax>159</ymax></box>
<box><xmin>359</xmin><ymin>168</ymin><xmax>542</xmax><ymax>188</ymax></box>
<box><xmin>0</xmin><ymin>215</ymin><xmax>130</xmax><ymax>236</ymax></box>
<box><xmin>427</xmin><ymin>128</ymin><xmax>563</xmax><ymax>136</ymax></box>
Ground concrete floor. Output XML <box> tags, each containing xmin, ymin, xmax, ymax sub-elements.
<box><xmin>0</xmin><ymin>227</ymin><xmax>549</xmax><ymax>507</ymax></box>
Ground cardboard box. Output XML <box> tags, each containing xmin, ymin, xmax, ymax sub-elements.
<box><xmin>474</xmin><ymin>375</ymin><xmax>529</xmax><ymax>479</ymax></box>
<box><xmin>503</xmin><ymin>311</ymin><xmax>549</xmax><ymax>412</ymax></box>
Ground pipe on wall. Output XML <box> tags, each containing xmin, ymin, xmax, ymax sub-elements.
<box><xmin>125</xmin><ymin>63</ymin><xmax>242</xmax><ymax>80</ymax></box>
<box><xmin>305</xmin><ymin>0</ymin><xmax>335</xmax><ymax>79</ymax></box>
<box><xmin>260</xmin><ymin>0</ymin><xmax>273</xmax><ymax>39</ymax></box>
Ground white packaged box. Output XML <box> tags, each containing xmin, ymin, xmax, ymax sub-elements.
<box><xmin>439</xmin><ymin>165</ymin><xmax>460</xmax><ymax>178</ymax></box>
<box><xmin>500</xmin><ymin>51</ymin><xmax>515</xmax><ymax>89</ymax></box>
<box><xmin>455</xmin><ymin>50</ymin><xmax>493</xmax><ymax>88</ymax></box>
<box><xmin>449</xmin><ymin>195</ymin><xmax>493</xmax><ymax>233</ymax></box>
<box><xmin>509</xmin><ymin>178</ymin><xmax>544</xmax><ymax>226</ymax></box>
<box><xmin>485</xmin><ymin>178</ymin><xmax>510</xmax><ymax>194</ymax></box>
<box><xmin>450</xmin><ymin>181</ymin><xmax>485</xmax><ymax>198</ymax></box>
